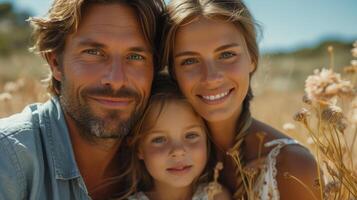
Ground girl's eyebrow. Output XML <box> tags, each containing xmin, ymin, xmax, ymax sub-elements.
<box><xmin>184</xmin><ymin>124</ymin><xmax>206</xmax><ymax>131</ymax></box>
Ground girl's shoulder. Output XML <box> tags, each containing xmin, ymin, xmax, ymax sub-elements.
<box><xmin>193</xmin><ymin>183</ymin><xmax>231</xmax><ymax>200</ymax></box>
<box><xmin>127</xmin><ymin>192</ymin><xmax>149</xmax><ymax>200</ymax></box>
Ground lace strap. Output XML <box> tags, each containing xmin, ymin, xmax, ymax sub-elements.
<box><xmin>264</xmin><ymin>138</ymin><xmax>298</xmax><ymax>148</ymax></box>
<box><xmin>260</xmin><ymin>138</ymin><xmax>299</xmax><ymax>200</ymax></box>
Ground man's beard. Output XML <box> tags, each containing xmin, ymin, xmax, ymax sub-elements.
<box><xmin>58</xmin><ymin>78</ymin><xmax>146</xmax><ymax>141</ymax></box>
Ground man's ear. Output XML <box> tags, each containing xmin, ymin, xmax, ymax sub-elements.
<box><xmin>46</xmin><ymin>52</ymin><xmax>63</xmax><ymax>82</ymax></box>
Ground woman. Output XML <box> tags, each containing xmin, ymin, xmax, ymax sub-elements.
<box><xmin>161</xmin><ymin>0</ymin><xmax>321</xmax><ymax>199</ymax></box>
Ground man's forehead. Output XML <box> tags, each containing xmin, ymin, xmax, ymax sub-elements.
<box><xmin>79</xmin><ymin>3</ymin><xmax>140</xmax><ymax>31</ymax></box>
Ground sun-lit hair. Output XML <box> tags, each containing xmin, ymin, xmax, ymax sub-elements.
<box><xmin>161</xmin><ymin>0</ymin><xmax>260</xmax><ymax>78</ymax></box>
<box><xmin>29</xmin><ymin>0</ymin><xmax>166</xmax><ymax>95</ymax></box>
<box><xmin>160</xmin><ymin>1</ymin><xmax>260</xmax><ymax>197</ymax></box>
<box><xmin>121</xmin><ymin>73</ymin><xmax>215</xmax><ymax>198</ymax></box>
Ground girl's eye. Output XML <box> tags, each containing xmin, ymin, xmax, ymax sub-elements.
<box><xmin>127</xmin><ymin>53</ymin><xmax>145</xmax><ymax>61</ymax></box>
<box><xmin>180</xmin><ymin>58</ymin><xmax>199</xmax><ymax>66</ymax></box>
<box><xmin>151</xmin><ymin>136</ymin><xmax>167</xmax><ymax>144</ymax></box>
<box><xmin>185</xmin><ymin>132</ymin><xmax>200</xmax><ymax>140</ymax></box>
<box><xmin>219</xmin><ymin>51</ymin><xmax>236</xmax><ymax>59</ymax></box>
<box><xmin>83</xmin><ymin>49</ymin><xmax>103</xmax><ymax>56</ymax></box>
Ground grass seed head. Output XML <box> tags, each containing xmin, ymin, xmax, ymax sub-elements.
<box><xmin>294</xmin><ymin>108</ymin><xmax>310</xmax><ymax>122</ymax></box>
<box><xmin>321</xmin><ymin>105</ymin><xmax>343</xmax><ymax>124</ymax></box>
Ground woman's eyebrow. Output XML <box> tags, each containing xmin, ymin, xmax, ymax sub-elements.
<box><xmin>174</xmin><ymin>51</ymin><xmax>199</xmax><ymax>58</ymax></box>
<box><xmin>214</xmin><ymin>43</ymin><xmax>240</xmax><ymax>52</ymax></box>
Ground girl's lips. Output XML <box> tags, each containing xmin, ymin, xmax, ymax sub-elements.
<box><xmin>166</xmin><ymin>165</ymin><xmax>193</xmax><ymax>175</ymax></box>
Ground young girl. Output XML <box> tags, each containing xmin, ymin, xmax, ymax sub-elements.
<box><xmin>123</xmin><ymin>74</ymin><xmax>231</xmax><ymax>200</ymax></box>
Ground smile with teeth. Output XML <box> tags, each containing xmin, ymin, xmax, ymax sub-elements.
<box><xmin>201</xmin><ymin>90</ymin><xmax>230</xmax><ymax>101</ymax></box>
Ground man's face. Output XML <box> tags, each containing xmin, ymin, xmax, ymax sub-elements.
<box><xmin>53</xmin><ymin>4</ymin><xmax>153</xmax><ymax>139</ymax></box>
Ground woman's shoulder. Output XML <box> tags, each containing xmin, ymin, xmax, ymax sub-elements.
<box><xmin>245</xmin><ymin>119</ymin><xmax>321</xmax><ymax>199</ymax></box>
<box><xmin>245</xmin><ymin>119</ymin><xmax>316</xmax><ymax>171</ymax></box>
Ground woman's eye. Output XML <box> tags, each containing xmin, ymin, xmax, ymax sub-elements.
<box><xmin>83</xmin><ymin>49</ymin><xmax>103</xmax><ymax>56</ymax></box>
<box><xmin>151</xmin><ymin>136</ymin><xmax>166</xmax><ymax>144</ymax></box>
<box><xmin>181</xmin><ymin>58</ymin><xmax>198</xmax><ymax>66</ymax></box>
<box><xmin>127</xmin><ymin>53</ymin><xmax>145</xmax><ymax>61</ymax></box>
<box><xmin>219</xmin><ymin>52</ymin><xmax>236</xmax><ymax>59</ymax></box>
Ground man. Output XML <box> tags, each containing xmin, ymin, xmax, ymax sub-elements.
<box><xmin>0</xmin><ymin>0</ymin><xmax>165</xmax><ymax>199</ymax></box>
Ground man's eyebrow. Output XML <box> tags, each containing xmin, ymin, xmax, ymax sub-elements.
<box><xmin>76</xmin><ymin>38</ymin><xmax>106</xmax><ymax>48</ymax></box>
<box><xmin>76</xmin><ymin>38</ymin><xmax>151</xmax><ymax>53</ymax></box>
<box><xmin>128</xmin><ymin>47</ymin><xmax>151</xmax><ymax>53</ymax></box>
<box><xmin>214</xmin><ymin>43</ymin><xmax>240</xmax><ymax>52</ymax></box>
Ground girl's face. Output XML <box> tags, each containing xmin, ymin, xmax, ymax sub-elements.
<box><xmin>138</xmin><ymin>100</ymin><xmax>208</xmax><ymax>188</ymax></box>
<box><xmin>173</xmin><ymin>17</ymin><xmax>255</xmax><ymax>122</ymax></box>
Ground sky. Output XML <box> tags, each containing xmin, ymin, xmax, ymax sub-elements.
<box><xmin>3</xmin><ymin>0</ymin><xmax>357</xmax><ymax>52</ymax></box>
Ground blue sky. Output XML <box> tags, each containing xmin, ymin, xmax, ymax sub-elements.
<box><xmin>3</xmin><ymin>0</ymin><xmax>357</xmax><ymax>52</ymax></box>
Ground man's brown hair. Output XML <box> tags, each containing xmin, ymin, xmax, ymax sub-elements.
<box><xmin>29</xmin><ymin>0</ymin><xmax>166</xmax><ymax>95</ymax></box>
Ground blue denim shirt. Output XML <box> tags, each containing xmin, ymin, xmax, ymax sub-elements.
<box><xmin>0</xmin><ymin>97</ymin><xmax>91</xmax><ymax>200</ymax></box>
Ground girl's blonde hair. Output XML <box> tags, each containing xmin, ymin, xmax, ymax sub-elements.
<box><xmin>122</xmin><ymin>73</ymin><xmax>215</xmax><ymax>198</ymax></box>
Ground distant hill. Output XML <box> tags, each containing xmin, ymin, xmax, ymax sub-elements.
<box><xmin>0</xmin><ymin>2</ymin><xmax>32</xmax><ymax>56</ymax></box>
<box><xmin>254</xmin><ymin>40</ymin><xmax>355</xmax><ymax>92</ymax></box>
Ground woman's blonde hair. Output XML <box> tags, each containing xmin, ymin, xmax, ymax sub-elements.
<box><xmin>161</xmin><ymin>0</ymin><xmax>260</xmax><ymax>78</ymax></box>
<box><xmin>121</xmin><ymin>73</ymin><xmax>215</xmax><ymax>198</ymax></box>
<box><xmin>29</xmin><ymin>0</ymin><xmax>165</xmax><ymax>95</ymax></box>
<box><xmin>161</xmin><ymin>0</ymin><xmax>261</xmax><ymax>197</ymax></box>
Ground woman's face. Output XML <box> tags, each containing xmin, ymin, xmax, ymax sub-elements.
<box><xmin>173</xmin><ymin>17</ymin><xmax>255</xmax><ymax>122</ymax></box>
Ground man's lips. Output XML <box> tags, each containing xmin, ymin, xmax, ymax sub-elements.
<box><xmin>87</xmin><ymin>96</ymin><xmax>134</xmax><ymax>108</ymax></box>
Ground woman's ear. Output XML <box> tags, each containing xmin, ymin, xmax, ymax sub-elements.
<box><xmin>46</xmin><ymin>52</ymin><xmax>63</xmax><ymax>82</ymax></box>
<box><xmin>137</xmin><ymin>147</ymin><xmax>144</xmax><ymax>160</ymax></box>
<box><xmin>250</xmin><ymin>62</ymin><xmax>256</xmax><ymax>73</ymax></box>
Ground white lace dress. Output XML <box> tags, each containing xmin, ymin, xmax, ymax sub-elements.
<box><xmin>127</xmin><ymin>183</ymin><xmax>210</xmax><ymax>200</ymax></box>
<box><xmin>253</xmin><ymin>138</ymin><xmax>298</xmax><ymax>200</ymax></box>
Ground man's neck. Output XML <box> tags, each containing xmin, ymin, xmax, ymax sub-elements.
<box><xmin>64</xmin><ymin>114</ymin><xmax>122</xmax><ymax>198</ymax></box>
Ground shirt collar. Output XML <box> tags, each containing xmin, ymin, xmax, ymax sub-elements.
<box><xmin>39</xmin><ymin>96</ymin><xmax>81</xmax><ymax>180</ymax></box>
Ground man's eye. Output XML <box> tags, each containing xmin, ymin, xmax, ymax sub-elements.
<box><xmin>127</xmin><ymin>54</ymin><xmax>145</xmax><ymax>61</ymax></box>
<box><xmin>83</xmin><ymin>49</ymin><xmax>103</xmax><ymax>56</ymax></box>
<box><xmin>151</xmin><ymin>136</ymin><xmax>166</xmax><ymax>144</ymax></box>
<box><xmin>219</xmin><ymin>52</ymin><xmax>236</xmax><ymax>59</ymax></box>
<box><xmin>181</xmin><ymin>58</ymin><xmax>198</xmax><ymax>66</ymax></box>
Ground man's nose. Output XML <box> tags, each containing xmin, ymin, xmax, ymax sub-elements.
<box><xmin>101</xmin><ymin>57</ymin><xmax>127</xmax><ymax>90</ymax></box>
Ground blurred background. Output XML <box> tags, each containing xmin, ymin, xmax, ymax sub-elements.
<box><xmin>0</xmin><ymin>0</ymin><xmax>356</xmax><ymax>143</ymax></box>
